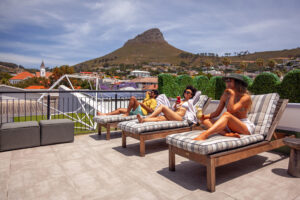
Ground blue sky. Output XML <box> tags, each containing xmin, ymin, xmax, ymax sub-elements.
<box><xmin>0</xmin><ymin>0</ymin><xmax>300</xmax><ymax>68</ymax></box>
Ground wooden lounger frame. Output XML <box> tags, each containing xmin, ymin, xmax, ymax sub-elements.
<box><xmin>168</xmin><ymin>99</ymin><xmax>294</xmax><ymax>192</ymax></box>
<box><xmin>97</xmin><ymin>122</ymin><xmax>119</xmax><ymax>140</ymax></box>
<box><xmin>122</xmin><ymin>98</ymin><xmax>211</xmax><ymax>157</ymax></box>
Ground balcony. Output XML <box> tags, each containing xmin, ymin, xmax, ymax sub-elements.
<box><xmin>1</xmin><ymin>132</ymin><xmax>299</xmax><ymax>199</ymax></box>
<box><xmin>0</xmin><ymin>90</ymin><xmax>299</xmax><ymax>199</ymax></box>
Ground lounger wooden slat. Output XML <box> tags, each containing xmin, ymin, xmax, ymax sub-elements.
<box><xmin>121</xmin><ymin>98</ymin><xmax>211</xmax><ymax>157</ymax></box>
<box><xmin>168</xmin><ymin>98</ymin><xmax>294</xmax><ymax>192</ymax></box>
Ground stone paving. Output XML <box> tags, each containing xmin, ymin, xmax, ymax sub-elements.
<box><xmin>0</xmin><ymin>131</ymin><xmax>299</xmax><ymax>200</ymax></box>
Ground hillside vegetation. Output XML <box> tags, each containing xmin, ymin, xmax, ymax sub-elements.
<box><xmin>73</xmin><ymin>28</ymin><xmax>300</xmax><ymax>72</ymax></box>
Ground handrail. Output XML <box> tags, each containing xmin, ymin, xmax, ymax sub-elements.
<box><xmin>0</xmin><ymin>90</ymin><xmax>149</xmax><ymax>94</ymax></box>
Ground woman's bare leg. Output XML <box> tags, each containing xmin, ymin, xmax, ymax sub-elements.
<box><xmin>194</xmin><ymin>112</ymin><xmax>250</xmax><ymax>140</ymax></box>
<box><xmin>150</xmin><ymin>105</ymin><xmax>182</xmax><ymax>121</ymax></box>
<box><xmin>137</xmin><ymin>105</ymin><xmax>182</xmax><ymax>123</ymax></box>
<box><xmin>202</xmin><ymin>118</ymin><xmax>215</xmax><ymax>129</ymax></box>
<box><xmin>202</xmin><ymin>118</ymin><xmax>227</xmax><ymax>135</ymax></box>
<box><xmin>137</xmin><ymin>114</ymin><xmax>166</xmax><ymax>123</ymax></box>
<box><xmin>146</xmin><ymin>105</ymin><xmax>165</xmax><ymax>118</ymax></box>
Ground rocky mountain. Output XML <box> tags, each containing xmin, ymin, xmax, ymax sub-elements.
<box><xmin>73</xmin><ymin>28</ymin><xmax>187</xmax><ymax>71</ymax></box>
<box><xmin>73</xmin><ymin>28</ymin><xmax>300</xmax><ymax>71</ymax></box>
<box><xmin>125</xmin><ymin>28</ymin><xmax>165</xmax><ymax>44</ymax></box>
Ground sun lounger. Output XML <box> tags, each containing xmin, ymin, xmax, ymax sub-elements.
<box><xmin>93</xmin><ymin>94</ymin><xmax>170</xmax><ymax>140</ymax></box>
<box><xmin>94</xmin><ymin>115</ymin><xmax>137</xmax><ymax>140</ymax></box>
<box><xmin>166</xmin><ymin>93</ymin><xmax>293</xmax><ymax>192</ymax></box>
<box><xmin>118</xmin><ymin>94</ymin><xmax>211</xmax><ymax>156</ymax></box>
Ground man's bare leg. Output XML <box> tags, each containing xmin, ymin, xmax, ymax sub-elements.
<box><xmin>123</xmin><ymin>96</ymin><xmax>139</xmax><ymax>116</ymax></box>
<box><xmin>98</xmin><ymin>108</ymin><xmax>127</xmax><ymax>116</ymax></box>
<box><xmin>137</xmin><ymin>114</ymin><xmax>144</xmax><ymax>123</ymax></box>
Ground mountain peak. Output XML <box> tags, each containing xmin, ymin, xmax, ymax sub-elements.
<box><xmin>124</xmin><ymin>28</ymin><xmax>165</xmax><ymax>45</ymax></box>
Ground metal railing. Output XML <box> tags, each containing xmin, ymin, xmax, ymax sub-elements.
<box><xmin>0</xmin><ymin>90</ymin><xmax>146</xmax><ymax>134</ymax></box>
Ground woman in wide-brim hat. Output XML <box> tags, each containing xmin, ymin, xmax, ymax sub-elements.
<box><xmin>193</xmin><ymin>74</ymin><xmax>255</xmax><ymax>140</ymax></box>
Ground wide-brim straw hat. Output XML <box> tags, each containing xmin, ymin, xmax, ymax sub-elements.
<box><xmin>223</xmin><ymin>74</ymin><xmax>248</xmax><ymax>87</ymax></box>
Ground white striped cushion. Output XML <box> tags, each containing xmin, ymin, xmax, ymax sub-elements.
<box><xmin>166</xmin><ymin>131</ymin><xmax>264</xmax><ymax>155</ymax></box>
<box><xmin>93</xmin><ymin>115</ymin><xmax>137</xmax><ymax>124</ymax></box>
<box><xmin>249</xmin><ymin>93</ymin><xmax>279</xmax><ymax>135</ymax></box>
<box><xmin>118</xmin><ymin>120</ymin><xmax>190</xmax><ymax>134</ymax></box>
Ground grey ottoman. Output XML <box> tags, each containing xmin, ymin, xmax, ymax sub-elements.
<box><xmin>40</xmin><ymin>119</ymin><xmax>74</xmax><ymax>145</ymax></box>
<box><xmin>0</xmin><ymin>121</ymin><xmax>40</xmax><ymax>151</ymax></box>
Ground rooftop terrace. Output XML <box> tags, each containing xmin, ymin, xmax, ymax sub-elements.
<box><xmin>1</xmin><ymin>131</ymin><xmax>299</xmax><ymax>200</ymax></box>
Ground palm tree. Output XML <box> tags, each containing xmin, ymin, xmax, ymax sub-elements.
<box><xmin>267</xmin><ymin>59</ymin><xmax>276</xmax><ymax>71</ymax></box>
<box><xmin>204</xmin><ymin>59</ymin><xmax>213</xmax><ymax>74</ymax></box>
<box><xmin>240</xmin><ymin>62</ymin><xmax>248</xmax><ymax>75</ymax></box>
<box><xmin>256</xmin><ymin>58</ymin><xmax>264</xmax><ymax>72</ymax></box>
<box><xmin>222</xmin><ymin>57</ymin><xmax>231</xmax><ymax>75</ymax></box>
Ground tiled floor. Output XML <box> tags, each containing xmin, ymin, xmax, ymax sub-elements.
<box><xmin>1</xmin><ymin>131</ymin><xmax>299</xmax><ymax>200</ymax></box>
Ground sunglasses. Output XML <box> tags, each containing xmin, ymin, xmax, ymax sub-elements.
<box><xmin>224</xmin><ymin>79</ymin><xmax>232</xmax><ymax>83</ymax></box>
<box><xmin>185</xmin><ymin>91</ymin><xmax>192</xmax><ymax>95</ymax></box>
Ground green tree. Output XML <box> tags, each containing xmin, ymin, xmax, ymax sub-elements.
<box><xmin>0</xmin><ymin>72</ymin><xmax>12</xmax><ymax>85</ymax></box>
<box><xmin>49</xmin><ymin>65</ymin><xmax>75</xmax><ymax>88</ymax></box>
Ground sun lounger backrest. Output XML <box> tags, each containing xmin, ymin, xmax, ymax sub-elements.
<box><xmin>156</xmin><ymin>94</ymin><xmax>172</xmax><ymax>108</ymax></box>
<box><xmin>195</xmin><ymin>95</ymin><xmax>209</xmax><ymax>108</ymax></box>
<box><xmin>248</xmin><ymin>93</ymin><xmax>280</xmax><ymax>136</ymax></box>
<box><xmin>265</xmin><ymin>99</ymin><xmax>288</xmax><ymax>141</ymax></box>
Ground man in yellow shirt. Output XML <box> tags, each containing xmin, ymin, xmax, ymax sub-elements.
<box><xmin>97</xmin><ymin>90</ymin><xmax>158</xmax><ymax>116</ymax></box>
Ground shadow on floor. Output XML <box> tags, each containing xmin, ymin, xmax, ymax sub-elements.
<box><xmin>157</xmin><ymin>153</ymin><xmax>287</xmax><ymax>191</ymax></box>
<box><xmin>89</xmin><ymin>131</ymin><xmax>122</xmax><ymax>140</ymax></box>
<box><xmin>271</xmin><ymin>168</ymin><xmax>295</xmax><ymax>178</ymax></box>
<box><xmin>112</xmin><ymin>139</ymin><xmax>168</xmax><ymax>157</ymax></box>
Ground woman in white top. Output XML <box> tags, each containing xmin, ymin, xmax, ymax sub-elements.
<box><xmin>137</xmin><ymin>86</ymin><xmax>197</xmax><ymax>123</ymax></box>
<box><xmin>193</xmin><ymin>74</ymin><xmax>255</xmax><ymax>140</ymax></box>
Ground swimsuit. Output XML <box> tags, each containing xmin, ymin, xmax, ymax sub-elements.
<box><xmin>225</xmin><ymin>95</ymin><xmax>255</xmax><ymax>134</ymax></box>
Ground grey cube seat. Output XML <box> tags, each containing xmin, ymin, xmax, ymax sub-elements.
<box><xmin>0</xmin><ymin>121</ymin><xmax>40</xmax><ymax>151</ymax></box>
<box><xmin>40</xmin><ymin>119</ymin><xmax>74</xmax><ymax>145</ymax></box>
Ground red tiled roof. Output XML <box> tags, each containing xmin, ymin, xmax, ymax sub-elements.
<box><xmin>143</xmin><ymin>84</ymin><xmax>158</xmax><ymax>90</ymax></box>
<box><xmin>25</xmin><ymin>85</ymin><xmax>46</xmax><ymax>89</ymax></box>
<box><xmin>10</xmin><ymin>71</ymin><xmax>35</xmax><ymax>80</ymax></box>
<box><xmin>80</xmin><ymin>72</ymin><xmax>92</xmax><ymax>74</ymax></box>
<box><xmin>131</xmin><ymin>77</ymin><xmax>158</xmax><ymax>83</ymax></box>
<box><xmin>35</xmin><ymin>72</ymin><xmax>52</xmax><ymax>78</ymax></box>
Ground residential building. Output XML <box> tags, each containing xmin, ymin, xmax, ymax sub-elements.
<box><xmin>131</xmin><ymin>77</ymin><xmax>158</xmax><ymax>89</ymax></box>
<box><xmin>130</xmin><ymin>70</ymin><xmax>150</xmax><ymax>77</ymax></box>
<box><xmin>9</xmin><ymin>71</ymin><xmax>35</xmax><ymax>84</ymax></box>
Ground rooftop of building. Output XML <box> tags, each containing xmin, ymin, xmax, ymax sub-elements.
<box><xmin>9</xmin><ymin>71</ymin><xmax>35</xmax><ymax>80</ymax></box>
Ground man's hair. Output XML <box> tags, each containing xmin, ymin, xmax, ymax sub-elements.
<box><xmin>183</xmin><ymin>85</ymin><xmax>197</xmax><ymax>98</ymax></box>
<box><xmin>152</xmin><ymin>90</ymin><xmax>159</xmax><ymax>98</ymax></box>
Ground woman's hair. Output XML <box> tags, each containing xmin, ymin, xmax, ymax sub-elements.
<box><xmin>183</xmin><ymin>85</ymin><xmax>197</xmax><ymax>98</ymax></box>
<box><xmin>234</xmin><ymin>79</ymin><xmax>252</xmax><ymax>111</ymax></box>
<box><xmin>234</xmin><ymin>79</ymin><xmax>248</xmax><ymax>94</ymax></box>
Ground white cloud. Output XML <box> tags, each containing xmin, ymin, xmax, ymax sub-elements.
<box><xmin>0</xmin><ymin>0</ymin><xmax>300</xmax><ymax>68</ymax></box>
